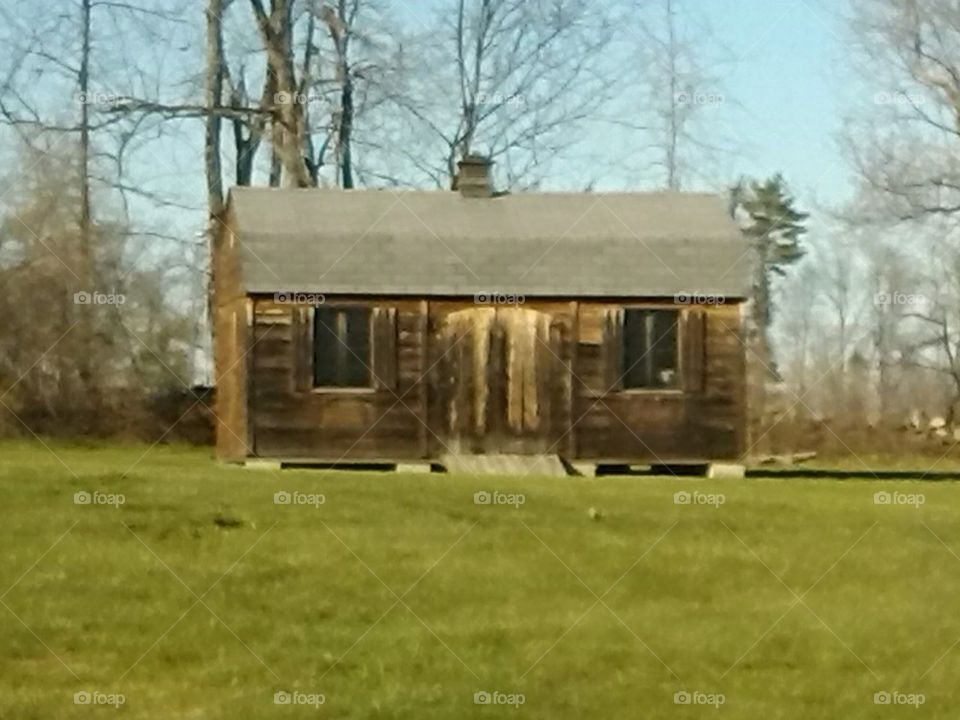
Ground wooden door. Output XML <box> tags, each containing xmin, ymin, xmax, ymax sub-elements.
<box><xmin>432</xmin><ymin>307</ymin><xmax>569</xmax><ymax>455</ymax></box>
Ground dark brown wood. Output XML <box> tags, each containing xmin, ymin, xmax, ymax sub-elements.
<box><xmin>447</xmin><ymin>321</ymin><xmax>470</xmax><ymax>452</ymax></box>
<box><xmin>244</xmin><ymin>298</ymin><xmax>424</xmax><ymax>460</ymax></box>
<box><xmin>534</xmin><ymin>321</ymin><xmax>552</xmax><ymax>452</ymax></box>
<box><xmin>574</xmin><ymin>303</ymin><xmax>746</xmax><ymax>462</ymax></box>
<box><xmin>553</xmin><ymin>314</ymin><xmax>576</xmax><ymax>458</ymax></box>
<box><xmin>602</xmin><ymin>307</ymin><xmax>623</xmax><ymax>392</ymax></box>
<box><xmin>486</xmin><ymin>324</ymin><xmax>507</xmax><ymax>452</ymax></box>
<box><xmin>683</xmin><ymin>308</ymin><xmax>706</xmax><ymax>393</ymax></box>
<box><xmin>214</xmin><ymin>287</ymin><xmax>746</xmax><ymax>464</ymax></box>
<box><xmin>373</xmin><ymin>307</ymin><xmax>398</xmax><ymax>391</ymax></box>
<box><xmin>212</xmin><ymin>207</ymin><xmax>250</xmax><ymax>461</ymax></box>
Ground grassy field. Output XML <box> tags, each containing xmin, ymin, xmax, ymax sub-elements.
<box><xmin>1</xmin><ymin>441</ymin><xmax>959</xmax><ymax>718</ymax></box>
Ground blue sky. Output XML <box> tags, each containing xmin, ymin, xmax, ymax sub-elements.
<box><xmin>695</xmin><ymin>0</ymin><xmax>855</xmax><ymax>204</ymax></box>
<box><xmin>401</xmin><ymin>0</ymin><xmax>858</xmax><ymax>204</ymax></box>
<box><xmin>0</xmin><ymin>0</ymin><xmax>861</xmax><ymax>237</ymax></box>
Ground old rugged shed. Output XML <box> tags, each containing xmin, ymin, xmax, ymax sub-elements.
<box><xmin>214</xmin><ymin>161</ymin><xmax>752</xmax><ymax>470</ymax></box>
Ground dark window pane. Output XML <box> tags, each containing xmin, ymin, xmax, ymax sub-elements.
<box><xmin>622</xmin><ymin>309</ymin><xmax>679</xmax><ymax>389</ymax></box>
<box><xmin>622</xmin><ymin>309</ymin><xmax>649</xmax><ymax>389</ymax></box>
<box><xmin>342</xmin><ymin>307</ymin><xmax>371</xmax><ymax>387</ymax></box>
<box><xmin>313</xmin><ymin>307</ymin><xmax>340</xmax><ymax>387</ymax></box>
<box><xmin>312</xmin><ymin>306</ymin><xmax>371</xmax><ymax>388</ymax></box>
<box><xmin>650</xmin><ymin>311</ymin><xmax>679</xmax><ymax>388</ymax></box>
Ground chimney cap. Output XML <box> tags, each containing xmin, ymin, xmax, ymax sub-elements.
<box><xmin>457</xmin><ymin>152</ymin><xmax>492</xmax><ymax>167</ymax></box>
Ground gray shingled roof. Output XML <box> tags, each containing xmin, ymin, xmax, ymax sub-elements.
<box><xmin>228</xmin><ymin>187</ymin><xmax>752</xmax><ymax>298</ymax></box>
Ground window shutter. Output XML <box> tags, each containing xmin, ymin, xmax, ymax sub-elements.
<box><xmin>683</xmin><ymin>309</ymin><xmax>706</xmax><ymax>393</ymax></box>
<box><xmin>373</xmin><ymin>307</ymin><xmax>398</xmax><ymax>391</ymax></box>
<box><xmin>602</xmin><ymin>308</ymin><xmax>624</xmax><ymax>392</ymax></box>
<box><xmin>293</xmin><ymin>306</ymin><xmax>313</xmax><ymax>392</ymax></box>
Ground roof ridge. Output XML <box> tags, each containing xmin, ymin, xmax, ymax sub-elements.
<box><xmin>228</xmin><ymin>186</ymin><xmax>723</xmax><ymax>198</ymax></box>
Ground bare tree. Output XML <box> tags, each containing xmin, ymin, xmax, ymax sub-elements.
<box><xmin>384</xmin><ymin>0</ymin><xmax>618</xmax><ymax>188</ymax></box>
<box><xmin>633</xmin><ymin>0</ymin><xmax>734</xmax><ymax>189</ymax></box>
<box><xmin>206</xmin><ymin>0</ymin><xmax>227</xmax><ymax>220</ymax></box>
<box><xmin>838</xmin><ymin>0</ymin><xmax>960</xmax><ymax>423</ymax></box>
<box><xmin>294</xmin><ymin>0</ymin><xmax>399</xmax><ymax>188</ymax></box>
<box><xmin>845</xmin><ymin>0</ymin><xmax>960</xmax><ymax>223</ymax></box>
<box><xmin>0</xmin><ymin>140</ymin><xmax>192</xmax><ymax>435</ymax></box>
<box><xmin>0</xmin><ymin>0</ymin><xmax>200</xmax><ymax>429</ymax></box>
<box><xmin>248</xmin><ymin>0</ymin><xmax>313</xmax><ymax>187</ymax></box>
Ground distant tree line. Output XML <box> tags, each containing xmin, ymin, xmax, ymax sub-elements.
<box><xmin>3</xmin><ymin>0</ymin><xmax>960</xmax><ymax>458</ymax></box>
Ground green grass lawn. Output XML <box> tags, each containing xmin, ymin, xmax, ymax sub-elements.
<box><xmin>1</xmin><ymin>440</ymin><xmax>959</xmax><ymax>718</ymax></box>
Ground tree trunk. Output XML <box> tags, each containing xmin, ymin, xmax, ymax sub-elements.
<box><xmin>336</xmin><ymin>1</ymin><xmax>355</xmax><ymax>189</ymax></box>
<box><xmin>206</xmin><ymin>0</ymin><xmax>226</xmax><ymax>366</ymax></box>
<box><xmin>78</xmin><ymin>0</ymin><xmax>100</xmax><ymax>416</ymax></box>
<box><xmin>665</xmin><ymin>0</ymin><xmax>680</xmax><ymax>191</ymax></box>
<box><xmin>205</xmin><ymin>0</ymin><xmax>225</xmax><ymax>218</ymax></box>
<box><xmin>252</xmin><ymin>0</ymin><xmax>313</xmax><ymax>188</ymax></box>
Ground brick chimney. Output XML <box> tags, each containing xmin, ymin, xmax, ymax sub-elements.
<box><xmin>455</xmin><ymin>153</ymin><xmax>494</xmax><ymax>198</ymax></box>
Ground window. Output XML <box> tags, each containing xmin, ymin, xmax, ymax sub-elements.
<box><xmin>313</xmin><ymin>306</ymin><xmax>372</xmax><ymax>388</ymax></box>
<box><xmin>621</xmin><ymin>309</ymin><xmax>679</xmax><ymax>390</ymax></box>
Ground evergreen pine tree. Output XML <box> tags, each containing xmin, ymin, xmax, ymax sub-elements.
<box><xmin>730</xmin><ymin>173</ymin><xmax>809</xmax><ymax>375</ymax></box>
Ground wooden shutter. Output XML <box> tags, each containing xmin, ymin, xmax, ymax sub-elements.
<box><xmin>683</xmin><ymin>309</ymin><xmax>706</xmax><ymax>393</ymax></box>
<box><xmin>372</xmin><ymin>307</ymin><xmax>398</xmax><ymax>391</ymax></box>
<box><xmin>602</xmin><ymin>307</ymin><xmax>624</xmax><ymax>392</ymax></box>
<box><xmin>293</xmin><ymin>306</ymin><xmax>313</xmax><ymax>392</ymax></box>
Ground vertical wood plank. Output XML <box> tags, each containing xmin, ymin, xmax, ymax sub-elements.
<box><xmin>293</xmin><ymin>306</ymin><xmax>312</xmax><ymax>393</ymax></box>
<box><xmin>373</xmin><ymin>306</ymin><xmax>398</xmax><ymax>391</ymax></box>
<box><xmin>418</xmin><ymin>300</ymin><xmax>429</xmax><ymax>459</ymax></box>
<box><xmin>548</xmin><ymin>320</ymin><xmax>565</xmax><ymax>453</ymax></box>
<box><xmin>602</xmin><ymin>307</ymin><xmax>623</xmax><ymax>393</ymax></box>
<box><xmin>486</xmin><ymin>323</ymin><xmax>507</xmax><ymax>453</ymax></box>
<box><xmin>461</xmin><ymin>326</ymin><xmax>478</xmax><ymax>453</ymax></box>
<box><xmin>565</xmin><ymin>302</ymin><xmax>577</xmax><ymax>457</ymax></box>
<box><xmin>683</xmin><ymin>308</ymin><xmax>706</xmax><ymax>394</ymax></box>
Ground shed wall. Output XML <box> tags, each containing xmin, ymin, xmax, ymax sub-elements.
<box><xmin>213</xmin><ymin>210</ymin><xmax>251</xmax><ymax>461</ymax></box>
<box><xmin>232</xmin><ymin>297</ymin><xmax>745</xmax><ymax>463</ymax></box>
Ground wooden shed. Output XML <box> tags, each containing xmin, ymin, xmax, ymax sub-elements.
<box><xmin>214</xmin><ymin>159</ymin><xmax>752</xmax><ymax>474</ymax></box>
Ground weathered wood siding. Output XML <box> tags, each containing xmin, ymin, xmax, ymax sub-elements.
<box><xmin>212</xmin><ymin>208</ymin><xmax>250</xmax><ymax>461</ymax></box>
<box><xmin>572</xmin><ymin>302</ymin><xmax>745</xmax><ymax>461</ymax></box>
<box><xmin>425</xmin><ymin>302</ymin><xmax>576</xmax><ymax>457</ymax></box>
<box><xmin>230</xmin><ymin>297</ymin><xmax>746</xmax><ymax>463</ymax></box>
<box><xmin>250</xmin><ymin>298</ymin><xmax>428</xmax><ymax>460</ymax></box>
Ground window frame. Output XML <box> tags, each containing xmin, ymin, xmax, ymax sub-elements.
<box><xmin>618</xmin><ymin>306</ymin><xmax>684</xmax><ymax>394</ymax></box>
<box><xmin>310</xmin><ymin>304</ymin><xmax>376</xmax><ymax>393</ymax></box>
